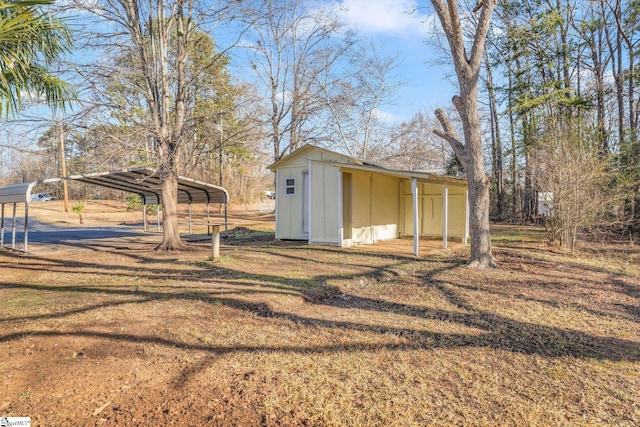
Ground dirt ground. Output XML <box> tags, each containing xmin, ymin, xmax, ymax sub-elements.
<box><xmin>20</xmin><ymin>199</ymin><xmax>276</xmax><ymax>230</ymax></box>
<box><xmin>0</xmin><ymin>201</ymin><xmax>639</xmax><ymax>426</ymax></box>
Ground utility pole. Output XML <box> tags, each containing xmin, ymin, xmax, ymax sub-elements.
<box><xmin>215</xmin><ymin>111</ymin><xmax>228</xmax><ymax>217</ymax></box>
<box><xmin>219</xmin><ymin>115</ymin><xmax>223</xmax><ymax>187</ymax></box>
<box><xmin>59</xmin><ymin>120</ymin><xmax>69</xmax><ymax>213</ymax></box>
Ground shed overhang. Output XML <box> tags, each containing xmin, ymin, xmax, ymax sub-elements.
<box><xmin>328</xmin><ymin>162</ymin><xmax>468</xmax><ymax>187</ymax></box>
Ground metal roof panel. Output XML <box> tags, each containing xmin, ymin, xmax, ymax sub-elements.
<box><xmin>67</xmin><ymin>167</ymin><xmax>228</xmax><ymax>204</ymax></box>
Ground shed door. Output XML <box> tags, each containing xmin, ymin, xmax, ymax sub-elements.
<box><xmin>301</xmin><ymin>171</ymin><xmax>309</xmax><ymax>238</ymax></box>
<box><xmin>421</xmin><ymin>196</ymin><xmax>442</xmax><ymax>236</ymax></box>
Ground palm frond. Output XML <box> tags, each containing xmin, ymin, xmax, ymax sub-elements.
<box><xmin>0</xmin><ymin>0</ymin><xmax>73</xmax><ymax>116</ymax></box>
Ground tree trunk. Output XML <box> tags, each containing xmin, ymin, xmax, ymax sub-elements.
<box><xmin>157</xmin><ymin>169</ymin><xmax>184</xmax><ymax>250</ymax></box>
<box><xmin>603</xmin><ymin>1</ymin><xmax>625</xmax><ymax>144</ymax></box>
<box><xmin>594</xmin><ymin>55</ymin><xmax>608</xmax><ymax>153</ymax></box>
<box><xmin>485</xmin><ymin>51</ymin><xmax>503</xmax><ymax>220</ymax></box>
<box><xmin>627</xmin><ymin>48</ymin><xmax>636</xmax><ymax>144</ymax></box>
<box><xmin>524</xmin><ymin>150</ymin><xmax>533</xmax><ymax>221</ymax></box>
<box><xmin>431</xmin><ymin>0</ymin><xmax>497</xmax><ymax>268</ymax></box>
<box><xmin>507</xmin><ymin>57</ymin><xmax>519</xmax><ymax>221</ymax></box>
<box><xmin>434</xmin><ymin>100</ymin><xmax>495</xmax><ymax>268</ymax></box>
<box><xmin>461</xmin><ymin>89</ymin><xmax>496</xmax><ymax>268</ymax></box>
<box><xmin>467</xmin><ymin>149</ymin><xmax>495</xmax><ymax>267</ymax></box>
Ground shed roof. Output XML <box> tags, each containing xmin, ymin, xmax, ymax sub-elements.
<box><xmin>271</xmin><ymin>144</ymin><xmax>467</xmax><ymax>187</ymax></box>
<box><xmin>333</xmin><ymin>162</ymin><xmax>467</xmax><ymax>187</ymax></box>
<box><xmin>266</xmin><ymin>144</ymin><xmax>387</xmax><ymax>170</ymax></box>
<box><xmin>68</xmin><ymin>167</ymin><xmax>228</xmax><ymax>205</ymax></box>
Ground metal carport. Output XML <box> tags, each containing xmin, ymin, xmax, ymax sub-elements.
<box><xmin>68</xmin><ymin>167</ymin><xmax>229</xmax><ymax>233</ymax></box>
<box><xmin>0</xmin><ymin>167</ymin><xmax>228</xmax><ymax>252</ymax></box>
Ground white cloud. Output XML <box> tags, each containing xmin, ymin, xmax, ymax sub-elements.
<box><xmin>335</xmin><ymin>0</ymin><xmax>433</xmax><ymax>37</ymax></box>
<box><xmin>237</xmin><ymin>39</ymin><xmax>257</xmax><ymax>49</ymax></box>
<box><xmin>372</xmin><ymin>108</ymin><xmax>399</xmax><ymax>123</ymax></box>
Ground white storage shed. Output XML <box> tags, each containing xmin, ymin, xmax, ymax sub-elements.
<box><xmin>267</xmin><ymin>145</ymin><xmax>469</xmax><ymax>255</ymax></box>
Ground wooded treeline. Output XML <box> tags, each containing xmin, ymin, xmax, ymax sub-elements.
<box><xmin>481</xmin><ymin>0</ymin><xmax>640</xmax><ymax>246</ymax></box>
<box><xmin>1</xmin><ymin>0</ymin><xmax>639</xmax><ymax>249</ymax></box>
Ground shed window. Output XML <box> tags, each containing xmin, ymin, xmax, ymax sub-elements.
<box><xmin>285</xmin><ymin>178</ymin><xmax>295</xmax><ymax>195</ymax></box>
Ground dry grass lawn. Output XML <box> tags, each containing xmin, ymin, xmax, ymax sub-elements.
<box><xmin>0</xmin><ymin>201</ymin><xmax>638</xmax><ymax>425</ymax></box>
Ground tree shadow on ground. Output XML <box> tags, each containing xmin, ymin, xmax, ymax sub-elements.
<box><xmin>0</xmin><ymin>239</ymin><xmax>640</xmax><ymax>390</ymax></box>
<box><xmin>1</xmin><ymin>246</ymin><xmax>638</xmax><ymax>366</ymax></box>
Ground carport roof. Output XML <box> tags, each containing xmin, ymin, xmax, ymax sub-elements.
<box><xmin>0</xmin><ymin>178</ymin><xmax>61</xmax><ymax>204</ymax></box>
<box><xmin>68</xmin><ymin>167</ymin><xmax>228</xmax><ymax>205</ymax></box>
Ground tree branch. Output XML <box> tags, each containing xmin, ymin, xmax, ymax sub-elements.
<box><xmin>469</xmin><ymin>0</ymin><xmax>497</xmax><ymax>73</ymax></box>
<box><xmin>452</xmin><ymin>95</ymin><xmax>464</xmax><ymax>119</ymax></box>
<box><xmin>434</xmin><ymin>108</ymin><xmax>466</xmax><ymax>163</ymax></box>
<box><xmin>430</xmin><ymin>0</ymin><xmax>469</xmax><ymax>75</ymax></box>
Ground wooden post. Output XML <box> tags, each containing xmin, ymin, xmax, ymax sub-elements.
<box><xmin>211</xmin><ymin>224</ymin><xmax>221</xmax><ymax>260</ymax></box>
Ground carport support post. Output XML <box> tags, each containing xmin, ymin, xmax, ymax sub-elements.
<box><xmin>142</xmin><ymin>204</ymin><xmax>147</xmax><ymax>232</ymax></box>
<box><xmin>1</xmin><ymin>203</ymin><xmax>4</xmax><ymax>246</ymax></box>
<box><xmin>24</xmin><ymin>203</ymin><xmax>28</xmax><ymax>252</ymax></box>
<box><xmin>188</xmin><ymin>203</ymin><xmax>192</xmax><ymax>235</ymax></box>
<box><xmin>11</xmin><ymin>203</ymin><xmax>16</xmax><ymax>249</ymax></box>
<box><xmin>442</xmin><ymin>182</ymin><xmax>448</xmax><ymax>249</ymax></box>
<box><xmin>224</xmin><ymin>203</ymin><xmax>228</xmax><ymax>231</ymax></box>
<box><xmin>206</xmin><ymin>204</ymin><xmax>211</xmax><ymax>235</ymax></box>
<box><xmin>411</xmin><ymin>178</ymin><xmax>419</xmax><ymax>257</ymax></box>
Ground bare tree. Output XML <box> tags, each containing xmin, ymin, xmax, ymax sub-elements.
<box><xmin>320</xmin><ymin>41</ymin><xmax>401</xmax><ymax>159</ymax></box>
<box><xmin>240</xmin><ymin>0</ymin><xmax>354</xmax><ymax>161</ymax></box>
<box><xmin>430</xmin><ymin>0</ymin><xmax>498</xmax><ymax>267</ymax></box>
<box><xmin>382</xmin><ymin>110</ymin><xmax>451</xmax><ymax>171</ymax></box>
<box><xmin>572</xmin><ymin>1</ymin><xmax>611</xmax><ymax>154</ymax></box>
<box><xmin>69</xmin><ymin>0</ymin><xmax>236</xmax><ymax>250</ymax></box>
<box><xmin>534</xmin><ymin>118</ymin><xmax>611</xmax><ymax>252</ymax></box>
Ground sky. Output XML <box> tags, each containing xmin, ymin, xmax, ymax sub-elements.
<box><xmin>3</xmin><ymin>0</ymin><xmax>458</xmax><ymax>150</ymax></box>
<box><xmin>332</xmin><ymin>0</ymin><xmax>456</xmax><ymax>122</ymax></box>
<box><xmin>221</xmin><ymin>0</ymin><xmax>458</xmax><ymax>125</ymax></box>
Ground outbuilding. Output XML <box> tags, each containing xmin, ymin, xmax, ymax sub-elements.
<box><xmin>267</xmin><ymin>145</ymin><xmax>469</xmax><ymax>256</ymax></box>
